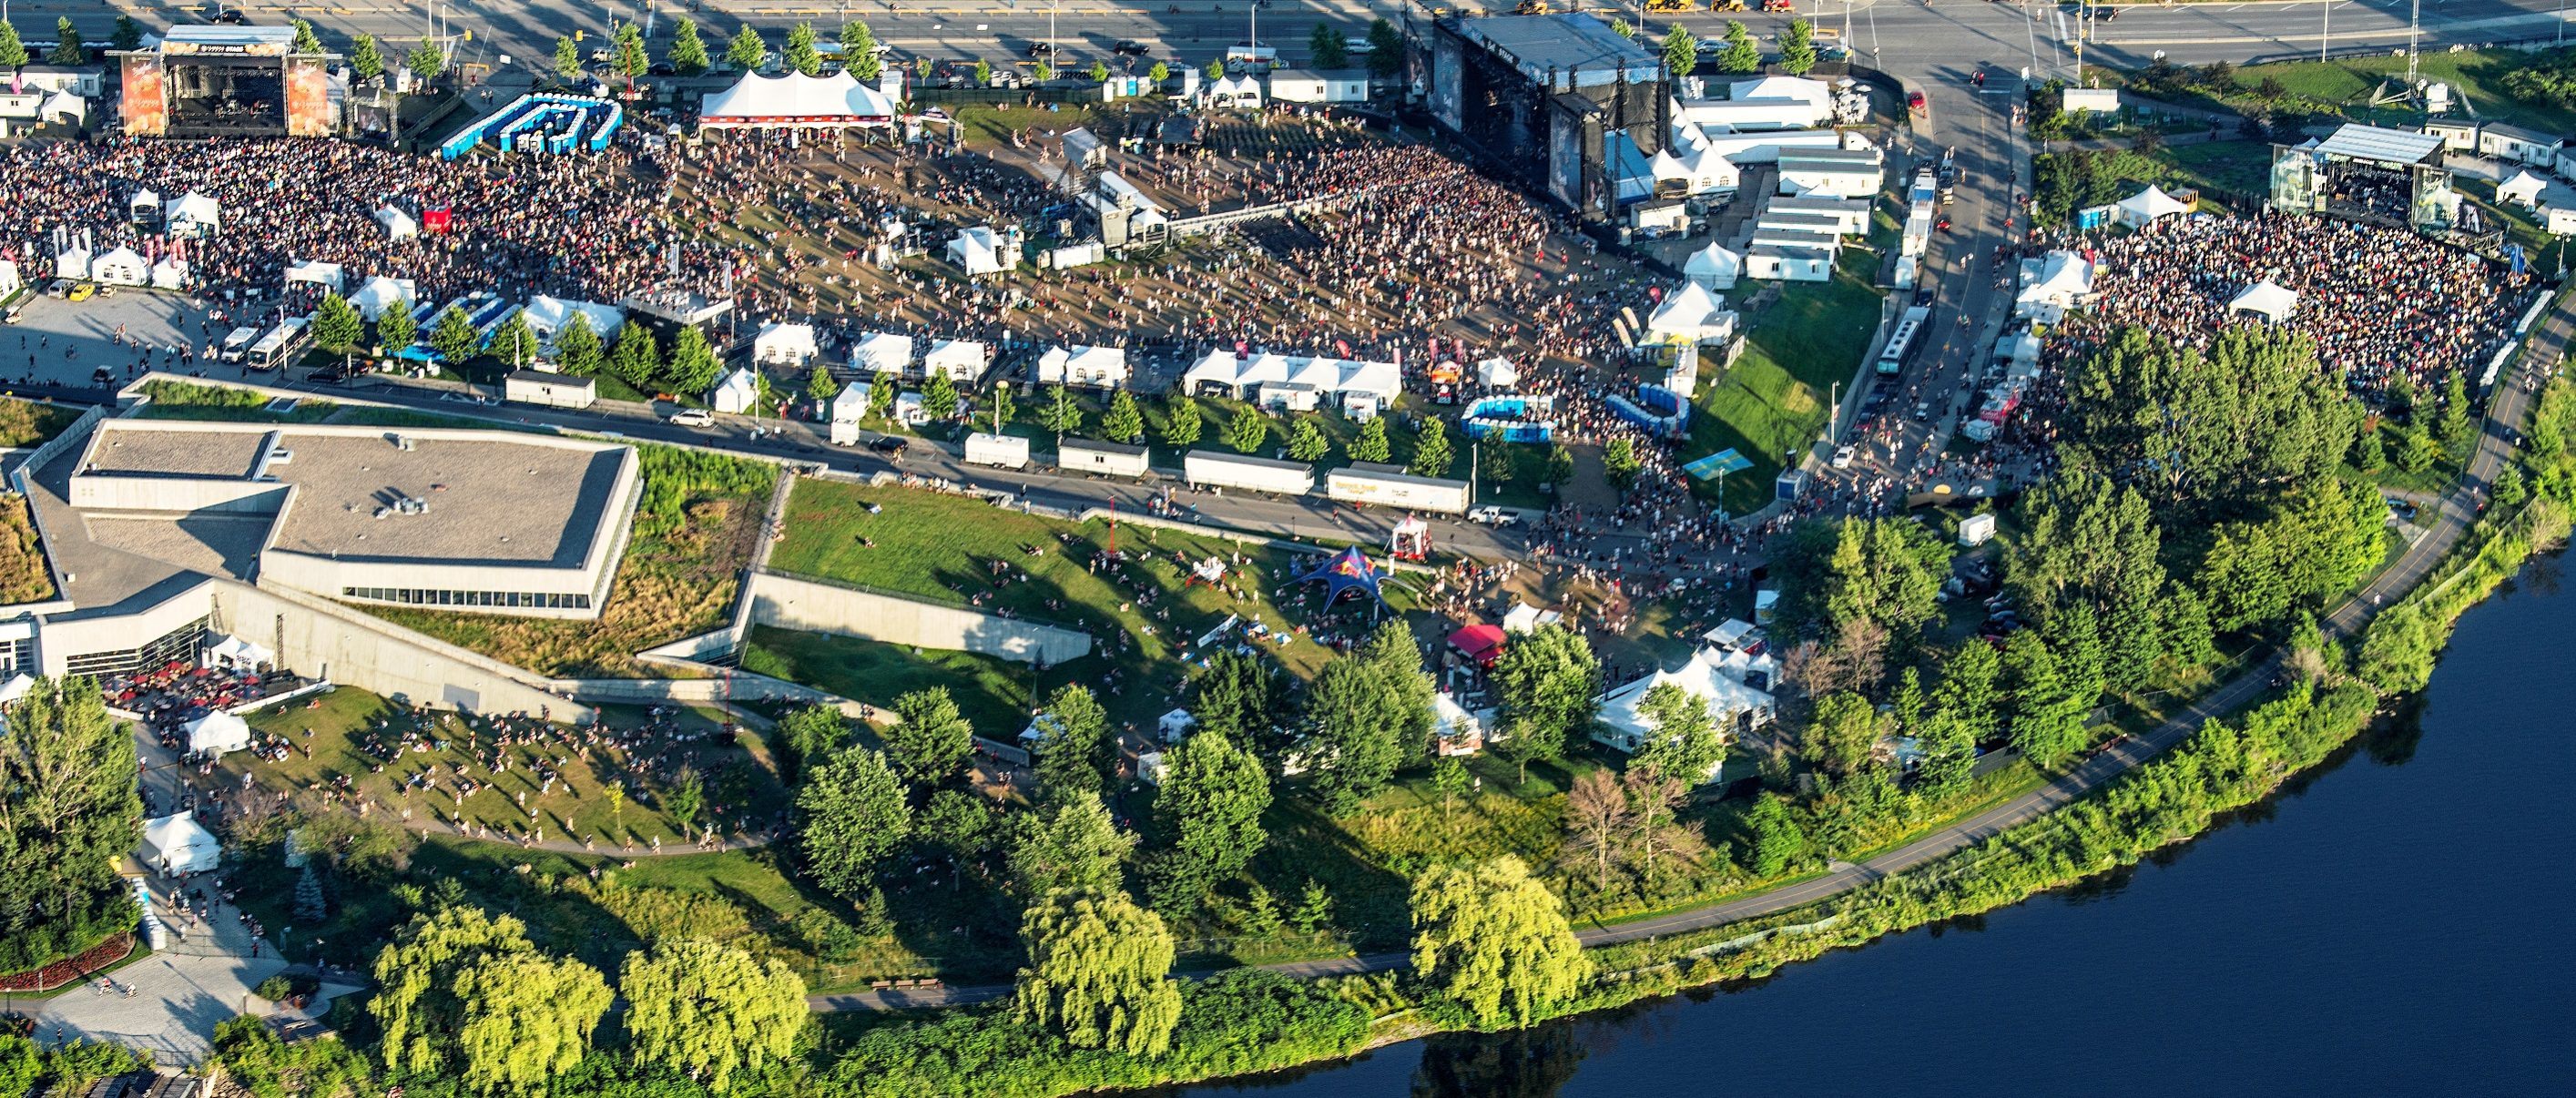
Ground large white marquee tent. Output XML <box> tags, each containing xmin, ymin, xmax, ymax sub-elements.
<box><xmin>699</xmin><ymin>71</ymin><xmax>899</xmax><ymax>129</ymax></box>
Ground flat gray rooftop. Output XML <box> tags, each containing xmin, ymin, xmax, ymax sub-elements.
<box><xmin>85</xmin><ymin>423</ymin><xmax>270</xmax><ymax>479</ymax></box>
<box><xmin>1461</xmin><ymin>14</ymin><xmax>1655</xmax><ymax>75</ymax></box>
<box><xmin>263</xmin><ymin>431</ymin><xmax>625</xmax><ymax>567</ymax></box>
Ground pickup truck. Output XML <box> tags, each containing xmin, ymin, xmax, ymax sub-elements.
<box><xmin>1467</xmin><ymin>506</ymin><xmax>1519</xmax><ymax>526</ymax></box>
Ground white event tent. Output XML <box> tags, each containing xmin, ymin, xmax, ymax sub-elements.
<box><xmin>1644</xmin><ymin>281</ymin><xmax>1738</xmax><ymax>347</ymax></box>
<box><xmin>1182</xmin><ymin>350</ymin><xmax>1401</xmax><ymax>406</ymax></box>
<box><xmin>697</xmin><ymin>70</ymin><xmax>899</xmax><ymax>130</ymax></box>
<box><xmin>755</xmin><ymin>322</ymin><xmax>820</xmax><ymax>367</ymax></box>
<box><xmin>165</xmin><ymin>191</ymin><xmax>221</xmax><ymax>237</ymax></box>
<box><xmin>376</xmin><ymin>204</ymin><xmax>420</xmax><ymax>239</ymax></box>
<box><xmin>2229</xmin><ymin>280</ymin><xmax>2299</xmax><ymax>325</ymax></box>
<box><xmin>921</xmin><ymin>338</ymin><xmax>989</xmax><ymax>382</ymax></box>
<box><xmin>347</xmin><ymin>276</ymin><xmax>418</xmax><ymax>321</ymax></box>
<box><xmin>1037</xmin><ymin>344</ymin><xmax>1131</xmax><ymax>389</ymax></box>
<box><xmin>852</xmin><ymin>331</ymin><xmax>915</xmax><ymax>375</ymax></box>
<box><xmin>90</xmin><ymin>246</ymin><xmax>149</xmax><ymax>287</ymax></box>
<box><xmin>186</xmin><ymin>710</ymin><xmax>253</xmax><ymax>756</ymax></box>
<box><xmin>2115</xmin><ymin>185</ymin><xmax>2192</xmax><ymax>228</ymax></box>
<box><xmin>142</xmin><ymin>813</ymin><xmax>222</xmax><ymax>876</ymax></box>
<box><xmin>949</xmin><ymin>227</ymin><xmax>1010</xmax><ymax>276</ymax></box>
<box><xmin>828</xmin><ymin>382</ymin><xmax>871</xmax><ymax>444</ymax></box>
<box><xmin>283</xmin><ymin>259</ymin><xmax>344</xmax><ymax>293</ymax></box>
<box><xmin>1684</xmin><ymin>241</ymin><xmax>1744</xmax><ymax>290</ymax></box>
<box><xmin>711</xmin><ymin>367</ymin><xmax>762</xmax><ymax>413</ymax></box>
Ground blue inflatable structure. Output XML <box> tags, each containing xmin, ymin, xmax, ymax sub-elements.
<box><xmin>1607</xmin><ymin>383</ymin><xmax>1691</xmax><ymax>440</ymax></box>
<box><xmin>1462</xmin><ymin>394</ymin><xmax>1557</xmax><ymax>443</ymax></box>
<box><xmin>439</xmin><ymin>94</ymin><xmax>625</xmax><ymax>161</ymax></box>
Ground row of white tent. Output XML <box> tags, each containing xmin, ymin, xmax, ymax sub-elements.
<box><xmin>1181</xmin><ymin>350</ymin><xmax>1403</xmax><ymax>408</ymax></box>
<box><xmin>127</xmin><ymin>188</ymin><xmax>222</xmax><ymax>237</ymax></box>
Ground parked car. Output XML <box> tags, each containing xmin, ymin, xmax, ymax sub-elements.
<box><xmin>869</xmin><ymin>435</ymin><xmax>909</xmax><ymax>456</ymax></box>
<box><xmin>667</xmin><ymin>408</ymin><xmax>714</xmax><ymax>427</ymax></box>
<box><xmin>1831</xmin><ymin>445</ymin><xmax>1856</xmax><ymax>468</ymax></box>
<box><xmin>1113</xmin><ymin>40</ymin><xmax>1151</xmax><ymax>56</ymax></box>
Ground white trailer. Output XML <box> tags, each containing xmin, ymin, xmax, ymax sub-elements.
<box><xmin>1326</xmin><ymin>463</ymin><xmax>1471</xmax><ymax>514</ymax></box>
<box><xmin>217</xmin><ymin>326</ymin><xmax>261</xmax><ymax>362</ymax></box>
<box><xmin>963</xmin><ymin>432</ymin><xmax>1031</xmax><ymax>470</ymax></box>
<box><xmin>503</xmin><ymin>369</ymin><xmax>596</xmax><ymax>410</ymax></box>
<box><xmin>1058</xmin><ymin>438</ymin><xmax>1152</xmax><ymax>479</ymax></box>
<box><xmin>1184</xmin><ymin>450</ymin><xmax>1313</xmax><ymax>496</ymax></box>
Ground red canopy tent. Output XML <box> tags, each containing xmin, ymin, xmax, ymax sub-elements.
<box><xmin>1448</xmin><ymin>624</ymin><xmax>1506</xmax><ymax>668</ymax></box>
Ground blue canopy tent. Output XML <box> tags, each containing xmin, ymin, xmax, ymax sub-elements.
<box><xmin>1292</xmin><ymin>546</ymin><xmax>1392</xmax><ymax>617</ymax></box>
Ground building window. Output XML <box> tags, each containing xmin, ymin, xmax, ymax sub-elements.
<box><xmin>341</xmin><ymin>587</ymin><xmax>587</xmax><ymax>611</ymax></box>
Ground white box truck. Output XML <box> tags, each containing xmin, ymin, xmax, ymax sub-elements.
<box><xmin>1325</xmin><ymin>463</ymin><xmax>1471</xmax><ymax>514</ymax></box>
<box><xmin>1058</xmin><ymin>439</ymin><xmax>1152</xmax><ymax>479</ymax></box>
<box><xmin>1184</xmin><ymin>450</ymin><xmax>1313</xmax><ymax>496</ymax></box>
<box><xmin>963</xmin><ymin>432</ymin><xmax>1031</xmax><ymax>470</ymax></box>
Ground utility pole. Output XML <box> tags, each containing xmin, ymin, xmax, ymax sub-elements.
<box><xmin>2407</xmin><ymin>0</ymin><xmax>2421</xmax><ymax>86</ymax></box>
<box><xmin>2322</xmin><ymin>0</ymin><xmax>2331</xmax><ymax>64</ymax></box>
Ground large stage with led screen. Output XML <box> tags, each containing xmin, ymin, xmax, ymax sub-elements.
<box><xmin>116</xmin><ymin>25</ymin><xmax>336</xmax><ymax>138</ymax></box>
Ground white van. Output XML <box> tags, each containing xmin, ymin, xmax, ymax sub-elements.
<box><xmin>666</xmin><ymin>408</ymin><xmax>714</xmax><ymax>427</ymax></box>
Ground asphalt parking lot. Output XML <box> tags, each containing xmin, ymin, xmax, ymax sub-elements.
<box><xmin>3</xmin><ymin>286</ymin><xmax>220</xmax><ymax>391</ymax></box>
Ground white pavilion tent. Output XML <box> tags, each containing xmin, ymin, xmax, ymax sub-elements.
<box><xmin>1592</xmin><ymin>651</ymin><xmax>1772</xmax><ymax>780</ymax></box>
<box><xmin>1501</xmin><ymin>600</ymin><xmax>1563</xmax><ymax>633</ymax></box>
<box><xmin>376</xmin><ymin>204</ymin><xmax>420</xmax><ymax>239</ymax></box>
<box><xmin>204</xmin><ymin>634</ymin><xmax>275</xmax><ymax>671</ymax></box>
<box><xmin>347</xmin><ymin>276</ymin><xmax>418</xmax><ymax>322</ymax></box>
<box><xmin>852</xmin><ymin>331</ymin><xmax>915</xmax><ymax>375</ymax></box>
<box><xmin>283</xmin><ymin>259</ymin><xmax>344</xmax><ymax>294</ymax></box>
<box><xmin>921</xmin><ymin>339</ymin><xmax>988</xmax><ymax>382</ymax></box>
<box><xmin>142</xmin><ymin>813</ymin><xmax>222</xmax><ymax>876</ymax></box>
<box><xmin>828</xmin><ymin>382</ymin><xmax>871</xmax><ymax>444</ymax></box>
<box><xmin>2015</xmin><ymin>250</ymin><xmax>2096</xmax><ymax>320</ymax></box>
<box><xmin>129</xmin><ymin>188</ymin><xmax>160</xmax><ymax>220</ymax></box>
<box><xmin>948</xmin><ymin>227</ymin><xmax>1009</xmax><ymax>276</ymax></box>
<box><xmin>1476</xmin><ymin>357</ymin><xmax>1520</xmax><ymax>389</ymax></box>
<box><xmin>165</xmin><ymin>191</ymin><xmax>221</xmax><ymax>237</ymax></box>
<box><xmin>2228</xmin><ymin>280</ymin><xmax>2299</xmax><ymax>325</ymax></box>
<box><xmin>90</xmin><ymin>246</ymin><xmax>149</xmax><ymax>287</ymax></box>
<box><xmin>0</xmin><ymin>673</ymin><xmax>34</xmax><ymax>705</ymax></box>
<box><xmin>755</xmin><ymin>322</ymin><xmax>820</xmax><ymax>367</ymax></box>
<box><xmin>2497</xmin><ymin>169</ymin><xmax>2549</xmax><ymax>208</ymax></box>
<box><xmin>2114</xmin><ymin>185</ymin><xmax>2192</xmax><ymax>228</ymax></box>
<box><xmin>697</xmin><ymin>70</ymin><xmax>899</xmax><ymax>130</ymax></box>
<box><xmin>710</xmin><ymin>367</ymin><xmax>762</xmax><ymax>414</ymax></box>
<box><xmin>1645</xmin><ymin>281</ymin><xmax>1739</xmax><ymax>346</ymax></box>
<box><xmin>54</xmin><ymin>246</ymin><xmax>89</xmax><ymax>280</ymax></box>
<box><xmin>1036</xmin><ymin>344</ymin><xmax>1131</xmax><ymax>389</ymax></box>
<box><xmin>522</xmin><ymin>295</ymin><xmax>626</xmax><ymax>342</ymax></box>
<box><xmin>1684</xmin><ymin>242</ymin><xmax>1744</xmax><ymax>290</ymax></box>
<box><xmin>185</xmin><ymin>711</ymin><xmax>253</xmax><ymax>756</ymax></box>
<box><xmin>150</xmin><ymin>259</ymin><xmax>189</xmax><ymax>290</ymax></box>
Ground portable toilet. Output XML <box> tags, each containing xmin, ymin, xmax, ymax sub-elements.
<box><xmin>1776</xmin><ymin>468</ymin><xmax>1808</xmax><ymax>502</ymax></box>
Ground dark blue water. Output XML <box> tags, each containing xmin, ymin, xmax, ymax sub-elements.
<box><xmin>1180</xmin><ymin>557</ymin><xmax>2576</xmax><ymax>1097</ymax></box>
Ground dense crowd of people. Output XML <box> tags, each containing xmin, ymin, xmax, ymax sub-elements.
<box><xmin>2051</xmin><ymin>210</ymin><xmax>2534</xmax><ymax>399</ymax></box>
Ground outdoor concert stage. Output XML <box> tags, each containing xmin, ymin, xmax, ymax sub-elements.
<box><xmin>116</xmin><ymin>25</ymin><xmax>336</xmax><ymax>138</ymax></box>
<box><xmin>2270</xmin><ymin>123</ymin><xmax>2477</xmax><ymax>236</ymax></box>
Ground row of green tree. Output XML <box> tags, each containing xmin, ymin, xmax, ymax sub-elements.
<box><xmin>0</xmin><ymin>16</ymin><xmax>121</xmax><ymax>70</ymax></box>
<box><xmin>306</xmin><ymin>289</ymin><xmax>724</xmax><ymax>396</ymax></box>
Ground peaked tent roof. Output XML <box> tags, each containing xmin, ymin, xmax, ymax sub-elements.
<box><xmin>1294</xmin><ymin>545</ymin><xmax>1391</xmax><ymax>614</ymax></box>
<box><xmin>1648</xmin><ymin>280</ymin><xmax>1735</xmax><ymax>337</ymax></box>
<box><xmin>142</xmin><ymin>812</ymin><xmax>222</xmax><ymax>873</ymax></box>
<box><xmin>700</xmin><ymin>70</ymin><xmax>899</xmax><ymax>127</ymax></box>
<box><xmin>2229</xmin><ymin>280</ymin><xmax>2299</xmax><ymax>321</ymax></box>
<box><xmin>2116</xmin><ymin>184</ymin><xmax>2192</xmax><ymax>221</ymax></box>
<box><xmin>1685</xmin><ymin>242</ymin><xmax>1744</xmax><ymax>279</ymax></box>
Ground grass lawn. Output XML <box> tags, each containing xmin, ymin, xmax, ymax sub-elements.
<box><xmin>0</xmin><ymin>493</ymin><xmax>53</xmax><ymax>605</ymax></box>
<box><xmin>1686</xmin><ymin>246</ymin><xmax>1889</xmax><ymax>514</ymax></box>
<box><xmin>0</xmin><ymin>396</ymin><xmax>79</xmax><ymax>447</ymax></box>
<box><xmin>763</xmin><ymin>479</ymin><xmax>1429</xmax><ymax>729</ymax></box>
<box><xmin>219</xmin><ymin>686</ymin><xmax>781</xmax><ymax>847</ymax></box>
<box><xmin>133</xmin><ymin>380</ymin><xmax>338</xmax><ymax>422</ymax></box>
<box><xmin>365</xmin><ymin>445</ymin><xmax>776</xmax><ymax>677</ymax></box>
<box><xmin>2225</xmin><ymin>49</ymin><xmax>2576</xmax><ymax>137</ymax></box>
<box><xmin>742</xmin><ymin>625</ymin><xmax>1044</xmax><ymax>737</ymax></box>
<box><xmin>952</xmin><ymin>102</ymin><xmax>1110</xmax><ymax>149</ymax></box>
<box><xmin>2145</xmin><ymin>139</ymin><xmax>2277</xmax><ymax>198</ymax></box>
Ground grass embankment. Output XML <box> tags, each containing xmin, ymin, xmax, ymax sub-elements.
<box><xmin>0</xmin><ymin>396</ymin><xmax>79</xmax><ymax>447</ymax></box>
<box><xmin>133</xmin><ymin>379</ymin><xmax>339</xmax><ymax>422</ymax></box>
<box><xmin>365</xmin><ymin>446</ymin><xmax>775</xmax><ymax>677</ymax></box>
<box><xmin>1686</xmin><ymin>245</ymin><xmax>1887</xmax><ymax>514</ymax></box>
<box><xmin>0</xmin><ymin>493</ymin><xmax>56</xmax><ymax>605</ymax></box>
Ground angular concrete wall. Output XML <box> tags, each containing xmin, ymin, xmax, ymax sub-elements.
<box><xmin>746</xmin><ymin>570</ymin><xmax>1093</xmax><ymax>666</ymax></box>
<box><xmin>214</xmin><ymin>580</ymin><xmax>591</xmax><ymax>719</ymax></box>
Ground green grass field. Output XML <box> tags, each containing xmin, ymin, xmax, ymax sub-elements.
<box><xmin>2228</xmin><ymin>49</ymin><xmax>2576</xmax><ymax>137</ymax></box>
<box><xmin>742</xmin><ymin>625</ymin><xmax>1044</xmax><ymax>737</ymax></box>
<box><xmin>0</xmin><ymin>396</ymin><xmax>79</xmax><ymax>447</ymax></box>
<box><xmin>1686</xmin><ymin>246</ymin><xmax>1889</xmax><ymax>514</ymax></box>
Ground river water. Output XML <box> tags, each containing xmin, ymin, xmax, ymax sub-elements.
<box><xmin>1176</xmin><ymin>556</ymin><xmax>2576</xmax><ymax>1097</ymax></box>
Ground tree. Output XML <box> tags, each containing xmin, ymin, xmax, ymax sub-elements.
<box><xmin>1623</xmin><ymin>765</ymin><xmax>1698</xmax><ymax>884</ymax></box>
<box><xmin>668</xmin><ymin>19</ymin><xmax>711</xmax><ymax>76</ymax></box>
<box><xmin>293</xmin><ymin>865</ymin><xmax>329</xmax><ymax>923</ymax></box>
<box><xmin>1716</xmin><ymin>21</ymin><xmax>1761</xmax><ymax>75</ymax></box>
<box><xmin>2003</xmin><ymin>631</ymin><xmax>2087</xmax><ymax>768</ymax></box>
<box><xmin>845</xmin><ymin>20</ymin><xmax>883</xmax><ymax>81</ymax></box>
<box><xmin>868</xmin><ymin>370</ymin><xmax>899</xmax><ymax>421</ymax></box>
<box><xmin>1194</xmin><ymin>649</ymin><xmax>1283</xmax><ymax>761</ymax></box>
<box><xmin>1778</xmin><ymin>19</ymin><xmax>1817</xmax><ymax>76</ymax></box>
<box><xmin>803</xmin><ymin>361</ymin><xmax>840</xmax><ymax>405</ymax></box>
<box><xmin>371</xmin><ymin>906</ymin><xmax>539</xmax><ymax>1079</ymax></box>
<box><xmin>662</xmin><ymin>325</ymin><xmax>719</xmax><ymax>396</ymax></box>
<box><xmin>1409</xmin><ymin>857</ymin><xmax>1591</xmax><ymax>1028</ymax></box>
<box><xmin>1302</xmin><ymin>656</ymin><xmax>1409</xmax><ymax>812</ymax></box>
<box><xmin>1033</xmin><ymin>684</ymin><xmax>1114</xmax><ymax>801</ymax></box>
<box><xmin>406</xmin><ymin>39</ymin><xmax>447</xmax><ymax>83</ymax></box>
<box><xmin>1009</xmin><ymin>790</ymin><xmax>1135</xmax><ymax>896</ymax></box>
<box><xmin>1633</xmin><ymin>682</ymin><xmax>1724</xmax><ymax>785</ymax></box>
<box><xmin>112</xmin><ymin>15</ymin><xmax>146</xmax><ymax>53</ymax></box>
<box><xmin>1367</xmin><ymin>17</ymin><xmax>1405</xmax><ymax>77</ymax></box>
<box><xmin>1481</xmin><ymin>439</ymin><xmax>1518</xmax><ymax>485</ymax></box>
<box><xmin>429</xmin><ymin>305</ymin><xmax>479</xmax><ymax>365</ymax></box>
<box><xmin>1034</xmin><ymin>60</ymin><xmax>1055</xmax><ymax>82</ymax></box>
<box><xmin>1800</xmin><ymin>690</ymin><xmax>1884</xmax><ymax>778</ymax></box>
<box><xmin>2352</xmin><ymin>422</ymin><xmax>2388</xmax><ymax>474</ymax></box>
<box><xmin>1562</xmin><ymin>769</ymin><xmax>1632</xmax><ymax>893</ymax></box>
<box><xmin>1215</xmin><ymin>408</ymin><xmax>1265</xmax><ymax>454</ymax></box>
<box><xmin>613</xmin><ymin>22</ymin><xmax>650</xmax><ymax>86</ymax></box>
<box><xmin>350</xmin><ymin>33</ymin><xmax>386</xmax><ymax>82</ymax></box>
<box><xmin>2495</xmin><ymin>462</ymin><xmax>2530</xmax><ymax>512</ymax></box>
<box><xmin>46</xmin><ymin>17</ymin><xmax>81</xmax><ymax>66</ymax></box>
<box><xmin>488</xmin><ymin>310</ymin><xmax>539</xmax><ymax>371</ymax></box>
<box><xmin>454</xmin><ymin>951</ymin><xmax>611</xmax><ymax>1095</ymax></box>
<box><xmin>726</xmin><ymin>25</ymin><xmax>769</xmax><ymax>71</ymax></box>
<box><xmin>1409</xmin><ymin>416</ymin><xmax>1455</xmax><ymax>477</ymax></box>
<box><xmin>783</xmin><ymin>23</ymin><xmax>823</xmax><ymax>76</ymax></box>
<box><xmin>1432</xmin><ymin>757</ymin><xmax>1470</xmax><ymax>834</ymax></box>
<box><xmin>552</xmin><ymin>36</ymin><xmax>584</xmax><ymax>81</ymax></box>
<box><xmin>1014</xmin><ymin>886</ymin><xmax>1183</xmax><ymax>1054</ymax></box>
<box><xmin>1661</xmin><ymin>25</ymin><xmax>1697</xmax><ymax>80</ymax></box>
<box><xmin>886</xmin><ymin>687</ymin><xmax>974</xmax><ymax>788</ymax></box>
<box><xmin>1933</xmin><ymin>639</ymin><xmax>2003</xmax><ymax>746</ymax></box>
<box><xmin>1742</xmin><ymin>792</ymin><xmax>1809</xmax><ymax>877</ymax></box>
<box><xmin>1349</xmin><ymin>418</ymin><xmax>1392</xmax><ymax>464</ymax></box>
<box><xmin>1310</xmin><ymin>24</ymin><xmax>1350</xmax><ymax>69</ymax></box>
<box><xmin>1163</xmin><ymin>394</ymin><xmax>1203</xmax><ymax>448</ymax></box>
<box><xmin>776</xmin><ymin>703</ymin><xmax>853</xmax><ymax>780</ymax></box>
<box><xmin>1154</xmin><ymin>727</ymin><xmax>1271</xmax><ymax>907</ymax></box>
<box><xmin>1086</xmin><ymin>60</ymin><xmax>1111</xmax><ymax>83</ymax></box>
<box><xmin>537</xmin><ymin>312</ymin><xmax>595</xmax><ymax>378</ymax></box>
<box><xmin>922</xmin><ymin>371</ymin><xmax>959</xmax><ymax>422</ymax></box>
<box><xmin>1287</xmin><ymin>417</ymin><xmax>1329</xmax><ymax>463</ymax></box>
<box><xmin>1292</xmin><ymin>879</ymin><xmax>1335</xmax><ymax>933</ymax></box>
<box><xmin>922</xmin><ymin>789</ymin><xmax>999</xmax><ymax>886</ymax></box>
<box><xmin>2359</xmin><ymin>601</ymin><xmax>2444</xmax><ymax>695</ymax></box>
<box><xmin>1150</xmin><ymin>61</ymin><xmax>1171</xmax><ymax>84</ymax></box>
<box><xmin>374</xmin><ymin>296</ymin><xmax>418</xmax><ymax>355</ymax></box>
<box><xmin>1038</xmin><ymin>383</ymin><xmax>1083</xmax><ymax>437</ymax></box>
<box><xmin>1361</xmin><ymin>619</ymin><xmax>1439</xmax><ymax>757</ymax></box>
<box><xmin>602</xmin><ymin>320</ymin><xmax>658</xmax><ymax>390</ymax></box>
<box><xmin>1101</xmin><ymin>390</ymin><xmax>1145</xmax><ymax>443</ymax></box>
<box><xmin>1206</xmin><ymin>57</ymin><xmax>1226</xmax><ymax>82</ymax></box>
<box><xmin>620</xmin><ymin>939</ymin><xmax>808</xmax><ymax>1093</ymax></box>
<box><xmin>0</xmin><ymin>676</ymin><xmax>143</xmax><ymax>978</ymax></box>
<box><xmin>1492</xmin><ymin>623</ymin><xmax>1600</xmax><ymax>784</ymax></box>
<box><xmin>291</xmin><ymin>19</ymin><xmax>324</xmax><ymax>55</ymax></box>
<box><xmin>664</xmin><ymin>765</ymin><xmax>705</xmax><ymax>838</ymax></box>
<box><xmin>310</xmin><ymin>292</ymin><xmax>362</xmax><ymax>355</ymax></box>
<box><xmin>1603</xmin><ymin>436</ymin><xmax>1643</xmax><ymax>488</ymax></box>
<box><xmin>2437</xmin><ymin>370</ymin><xmax>2475</xmax><ymax>451</ymax></box>
<box><xmin>0</xmin><ymin>23</ymin><xmax>27</xmax><ymax>71</ymax></box>
<box><xmin>796</xmin><ymin>748</ymin><xmax>911</xmax><ymax>899</ymax></box>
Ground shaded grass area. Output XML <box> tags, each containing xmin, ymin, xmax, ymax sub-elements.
<box><xmin>363</xmin><ymin>446</ymin><xmax>776</xmax><ymax>677</ymax></box>
<box><xmin>0</xmin><ymin>396</ymin><xmax>80</xmax><ymax>447</ymax></box>
<box><xmin>1687</xmin><ymin>246</ymin><xmax>1888</xmax><ymax>514</ymax></box>
<box><xmin>133</xmin><ymin>379</ymin><xmax>337</xmax><ymax>422</ymax></box>
<box><xmin>0</xmin><ymin>493</ymin><xmax>55</xmax><ymax>604</ymax></box>
<box><xmin>742</xmin><ymin>625</ymin><xmax>1044</xmax><ymax>737</ymax></box>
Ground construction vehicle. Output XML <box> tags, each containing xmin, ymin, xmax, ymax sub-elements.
<box><xmin>1646</xmin><ymin>0</ymin><xmax>1695</xmax><ymax>12</ymax></box>
<box><xmin>1514</xmin><ymin>0</ymin><xmax>1553</xmax><ymax>13</ymax></box>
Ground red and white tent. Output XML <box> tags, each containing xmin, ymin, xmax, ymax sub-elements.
<box><xmin>699</xmin><ymin>71</ymin><xmax>898</xmax><ymax>129</ymax></box>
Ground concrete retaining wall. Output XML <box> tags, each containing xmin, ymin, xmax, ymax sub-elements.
<box><xmin>745</xmin><ymin>569</ymin><xmax>1093</xmax><ymax>666</ymax></box>
<box><xmin>214</xmin><ymin>579</ymin><xmax>590</xmax><ymax>719</ymax></box>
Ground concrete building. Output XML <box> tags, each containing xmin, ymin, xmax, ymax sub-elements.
<box><xmin>67</xmin><ymin>421</ymin><xmax>639</xmax><ymax>619</ymax></box>
<box><xmin>1428</xmin><ymin>13</ymin><xmax>1668</xmax><ymax>221</ymax></box>
<box><xmin>1268</xmin><ymin>69</ymin><xmax>1369</xmax><ymax>104</ymax></box>
<box><xmin>1777</xmin><ymin>147</ymin><xmax>1884</xmax><ymax>198</ymax></box>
